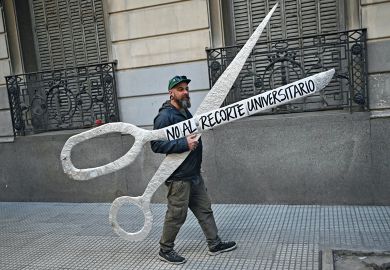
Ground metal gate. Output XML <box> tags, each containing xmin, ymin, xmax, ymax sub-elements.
<box><xmin>6</xmin><ymin>0</ymin><xmax>118</xmax><ymax>135</ymax></box>
<box><xmin>6</xmin><ymin>62</ymin><xmax>119</xmax><ymax>136</ymax></box>
<box><xmin>207</xmin><ymin>1</ymin><xmax>368</xmax><ymax>113</ymax></box>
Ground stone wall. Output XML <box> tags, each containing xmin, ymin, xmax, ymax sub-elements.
<box><xmin>0</xmin><ymin>3</ymin><xmax>13</xmax><ymax>142</ymax></box>
<box><xmin>105</xmin><ymin>0</ymin><xmax>220</xmax><ymax>126</ymax></box>
<box><xmin>1</xmin><ymin>111</ymin><xmax>388</xmax><ymax>205</ymax></box>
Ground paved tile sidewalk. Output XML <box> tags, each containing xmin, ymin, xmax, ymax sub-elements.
<box><xmin>1</xmin><ymin>203</ymin><xmax>389</xmax><ymax>269</ymax></box>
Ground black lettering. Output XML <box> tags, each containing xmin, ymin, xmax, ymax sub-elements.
<box><xmin>293</xmin><ymin>85</ymin><xmax>302</xmax><ymax>98</ymax></box>
<box><xmin>298</xmin><ymin>82</ymin><xmax>309</xmax><ymax>94</ymax></box>
<box><xmin>207</xmin><ymin>113</ymin><xmax>216</xmax><ymax>127</ymax></box>
<box><xmin>268</xmin><ymin>92</ymin><xmax>274</xmax><ymax>105</ymax></box>
<box><xmin>308</xmin><ymin>79</ymin><xmax>315</xmax><ymax>92</ymax></box>
<box><xmin>174</xmin><ymin>126</ymin><xmax>180</xmax><ymax>138</ymax></box>
<box><xmin>237</xmin><ymin>103</ymin><xmax>246</xmax><ymax>117</ymax></box>
<box><xmin>232</xmin><ymin>105</ymin><xmax>238</xmax><ymax>118</ymax></box>
<box><xmin>261</xmin><ymin>95</ymin><xmax>269</xmax><ymax>107</ymax></box>
<box><xmin>214</xmin><ymin>110</ymin><xmax>222</xmax><ymax>124</ymax></box>
<box><xmin>272</xmin><ymin>90</ymin><xmax>281</xmax><ymax>104</ymax></box>
<box><xmin>268</xmin><ymin>94</ymin><xmax>273</xmax><ymax>105</ymax></box>
<box><xmin>189</xmin><ymin>120</ymin><xmax>197</xmax><ymax>133</ymax></box>
<box><xmin>199</xmin><ymin>115</ymin><xmax>210</xmax><ymax>130</ymax></box>
<box><xmin>182</xmin><ymin>122</ymin><xmax>190</xmax><ymax>136</ymax></box>
<box><xmin>247</xmin><ymin>99</ymin><xmax>255</xmax><ymax>112</ymax></box>
<box><xmin>220</xmin><ymin>109</ymin><xmax>227</xmax><ymax>121</ymax></box>
<box><xmin>166</xmin><ymin>127</ymin><xmax>176</xmax><ymax>141</ymax></box>
<box><xmin>255</xmin><ymin>96</ymin><xmax>262</xmax><ymax>109</ymax></box>
<box><xmin>286</xmin><ymin>85</ymin><xmax>294</xmax><ymax>100</ymax></box>
<box><xmin>182</xmin><ymin>120</ymin><xmax>196</xmax><ymax>136</ymax></box>
<box><xmin>278</xmin><ymin>88</ymin><xmax>287</xmax><ymax>102</ymax></box>
<box><xmin>226</xmin><ymin>107</ymin><xmax>233</xmax><ymax>121</ymax></box>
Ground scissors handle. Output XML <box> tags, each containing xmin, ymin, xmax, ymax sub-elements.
<box><xmin>108</xmin><ymin>136</ymin><xmax>199</xmax><ymax>241</ymax></box>
<box><xmin>60</xmin><ymin>123</ymin><xmax>197</xmax><ymax>241</ymax></box>
<box><xmin>109</xmin><ymin>195</ymin><xmax>153</xmax><ymax>241</ymax></box>
<box><xmin>60</xmin><ymin>123</ymin><xmax>165</xmax><ymax>180</ymax></box>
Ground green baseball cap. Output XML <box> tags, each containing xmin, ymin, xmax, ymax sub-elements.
<box><xmin>168</xmin><ymin>75</ymin><xmax>191</xmax><ymax>90</ymax></box>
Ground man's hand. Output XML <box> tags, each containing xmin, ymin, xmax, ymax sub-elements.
<box><xmin>186</xmin><ymin>134</ymin><xmax>199</xmax><ymax>151</ymax></box>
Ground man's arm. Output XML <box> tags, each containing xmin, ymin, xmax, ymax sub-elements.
<box><xmin>151</xmin><ymin>113</ymin><xmax>189</xmax><ymax>154</ymax></box>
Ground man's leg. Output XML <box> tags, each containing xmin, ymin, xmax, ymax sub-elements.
<box><xmin>188</xmin><ymin>177</ymin><xmax>221</xmax><ymax>248</ymax></box>
<box><xmin>160</xmin><ymin>180</ymin><xmax>191</xmax><ymax>252</ymax></box>
<box><xmin>189</xmin><ymin>177</ymin><xmax>237</xmax><ymax>255</ymax></box>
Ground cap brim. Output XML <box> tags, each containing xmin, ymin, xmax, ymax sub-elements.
<box><xmin>169</xmin><ymin>79</ymin><xmax>191</xmax><ymax>90</ymax></box>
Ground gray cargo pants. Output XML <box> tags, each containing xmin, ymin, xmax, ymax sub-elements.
<box><xmin>160</xmin><ymin>177</ymin><xmax>221</xmax><ymax>251</ymax></box>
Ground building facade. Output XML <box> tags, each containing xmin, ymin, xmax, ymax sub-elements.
<box><xmin>0</xmin><ymin>0</ymin><xmax>389</xmax><ymax>204</ymax></box>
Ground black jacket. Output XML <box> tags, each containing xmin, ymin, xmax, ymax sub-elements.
<box><xmin>151</xmin><ymin>100</ymin><xmax>203</xmax><ymax>181</ymax></box>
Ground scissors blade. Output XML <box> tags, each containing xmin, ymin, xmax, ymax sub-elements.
<box><xmin>142</xmin><ymin>4</ymin><xmax>278</xmax><ymax>198</ymax></box>
<box><xmin>195</xmin><ymin>2</ymin><xmax>279</xmax><ymax>116</ymax></box>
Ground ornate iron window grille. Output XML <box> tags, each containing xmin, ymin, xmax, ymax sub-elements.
<box><xmin>206</xmin><ymin>29</ymin><xmax>368</xmax><ymax>114</ymax></box>
<box><xmin>6</xmin><ymin>62</ymin><xmax>119</xmax><ymax>136</ymax></box>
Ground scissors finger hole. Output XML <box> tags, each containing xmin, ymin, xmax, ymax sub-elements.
<box><xmin>116</xmin><ymin>201</ymin><xmax>145</xmax><ymax>232</ymax></box>
<box><xmin>70</xmin><ymin>132</ymin><xmax>136</xmax><ymax>169</ymax></box>
<box><xmin>110</xmin><ymin>196</ymin><xmax>153</xmax><ymax>241</ymax></box>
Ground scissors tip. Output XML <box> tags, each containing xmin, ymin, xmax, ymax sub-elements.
<box><xmin>324</xmin><ymin>68</ymin><xmax>336</xmax><ymax>80</ymax></box>
<box><xmin>313</xmin><ymin>69</ymin><xmax>336</xmax><ymax>92</ymax></box>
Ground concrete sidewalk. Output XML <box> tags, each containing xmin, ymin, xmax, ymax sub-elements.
<box><xmin>1</xmin><ymin>203</ymin><xmax>389</xmax><ymax>269</ymax></box>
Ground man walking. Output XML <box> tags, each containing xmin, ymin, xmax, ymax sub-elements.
<box><xmin>151</xmin><ymin>75</ymin><xmax>237</xmax><ymax>265</ymax></box>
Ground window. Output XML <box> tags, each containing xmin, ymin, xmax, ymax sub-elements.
<box><xmin>31</xmin><ymin>0</ymin><xmax>109</xmax><ymax>70</ymax></box>
<box><xmin>231</xmin><ymin>0</ymin><xmax>341</xmax><ymax>45</ymax></box>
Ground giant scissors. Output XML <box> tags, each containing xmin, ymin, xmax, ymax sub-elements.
<box><xmin>61</xmin><ymin>3</ymin><xmax>334</xmax><ymax>241</ymax></box>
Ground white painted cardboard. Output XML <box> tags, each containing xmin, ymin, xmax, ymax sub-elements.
<box><xmin>60</xmin><ymin>3</ymin><xmax>331</xmax><ymax>242</ymax></box>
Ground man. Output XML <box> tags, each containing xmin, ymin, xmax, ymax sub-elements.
<box><xmin>151</xmin><ymin>75</ymin><xmax>237</xmax><ymax>265</ymax></box>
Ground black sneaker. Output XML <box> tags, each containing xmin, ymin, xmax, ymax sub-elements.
<box><xmin>159</xmin><ymin>249</ymin><xmax>186</xmax><ymax>265</ymax></box>
<box><xmin>208</xmin><ymin>241</ymin><xmax>237</xmax><ymax>256</ymax></box>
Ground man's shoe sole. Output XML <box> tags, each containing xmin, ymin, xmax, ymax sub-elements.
<box><xmin>158</xmin><ymin>254</ymin><xmax>187</xmax><ymax>265</ymax></box>
<box><xmin>208</xmin><ymin>243</ymin><xmax>237</xmax><ymax>256</ymax></box>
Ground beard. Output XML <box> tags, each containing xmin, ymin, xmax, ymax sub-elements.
<box><xmin>178</xmin><ymin>98</ymin><xmax>191</xmax><ymax>109</ymax></box>
<box><xmin>173</xmin><ymin>95</ymin><xmax>191</xmax><ymax>109</ymax></box>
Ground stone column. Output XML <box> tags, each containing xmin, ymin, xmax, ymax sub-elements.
<box><xmin>361</xmin><ymin>0</ymin><xmax>390</xmax><ymax>116</ymax></box>
<box><xmin>0</xmin><ymin>1</ymin><xmax>18</xmax><ymax>142</ymax></box>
